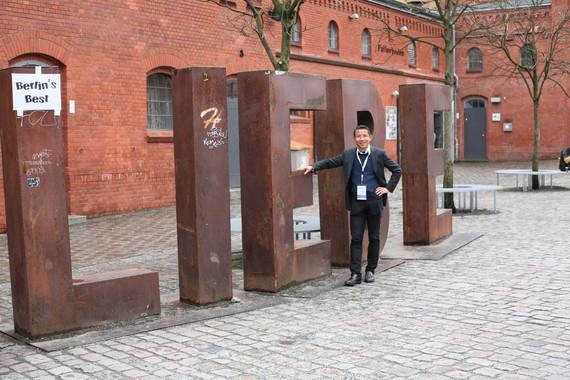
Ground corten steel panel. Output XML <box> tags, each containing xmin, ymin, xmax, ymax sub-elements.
<box><xmin>314</xmin><ymin>79</ymin><xmax>390</xmax><ymax>266</ymax></box>
<box><xmin>399</xmin><ymin>84</ymin><xmax>452</xmax><ymax>245</ymax></box>
<box><xmin>172</xmin><ymin>67</ymin><xmax>232</xmax><ymax>304</ymax></box>
<box><xmin>237</xmin><ymin>71</ymin><xmax>331</xmax><ymax>292</ymax></box>
<box><xmin>73</xmin><ymin>269</ymin><xmax>160</xmax><ymax>327</ymax></box>
<box><xmin>0</xmin><ymin>67</ymin><xmax>75</xmax><ymax>337</ymax></box>
<box><xmin>0</xmin><ymin>67</ymin><xmax>160</xmax><ymax>338</ymax></box>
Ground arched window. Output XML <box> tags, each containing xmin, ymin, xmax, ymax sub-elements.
<box><xmin>432</xmin><ymin>46</ymin><xmax>440</xmax><ymax>70</ymax></box>
<box><xmin>10</xmin><ymin>59</ymin><xmax>51</xmax><ymax>67</ymax></box>
<box><xmin>10</xmin><ymin>54</ymin><xmax>65</xmax><ymax>114</ymax></box>
<box><xmin>407</xmin><ymin>41</ymin><xmax>416</xmax><ymax>66</ymax></box>
<box><xmin>147</xmin><ymin>71</ymin><xmax>173</xmax><ymax>130</ymax></box>
<box><xmin>467</xmin><ymin>47</ymin><xmax>483</xmax><ymax>72</ymax></box>
<box><xmin>465</xmin><ymin>98</ymin><xmax>486</xmax><ymax>108</ymax></box>
<box><xmin>291</xmin><ymin>17</ymin><xmax>301</xmax><ymax>45</ymax></box>
<box><xmin>520</xmin><ymin>44</ymin><xmax>535</xmax><ymax>68</ymax></box>
<box><xmin>328</xmin><ymin>21</ymin><xmax>339</xmax><ymax>51</ymax></box>
<box><xmin>10</xmin><ymin>54</ymin><xmax>62</xmax><ymax>69</ymax></box>
<box><xmin>361</xmin><ymin>29</ymin><xmax>371</xmax><ymax>58</ymax></box>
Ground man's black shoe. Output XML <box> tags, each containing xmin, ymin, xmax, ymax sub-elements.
<box><xmin>344</xmin><ymin>273</ymin><xmax>362</xmax><ymax>286</ymax></box>
<box><xmin>364</xmin><ymin>271</ymin><xmax>375</xmax><ymax>283</ymax></box>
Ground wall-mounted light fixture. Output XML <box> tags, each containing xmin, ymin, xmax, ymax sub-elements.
<box><xmin>391</xmin><ymin>90</ymin><xmax>399</xmax><ymax>97</ymax></box>
<box><xmin>348</xmin><ymin>13</ymin><xmax>359</xmax><ymax>20</ymax></box>
<box><xmin>399</xmin><ymin>25</ymin><xmax>409</xmax><ymax>32</ymax></box>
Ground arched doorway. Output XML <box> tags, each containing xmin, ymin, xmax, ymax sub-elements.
<box><xmin>9</xmin><ymin>54</ymin><xmax>69</xmax><ymax>201</ymax></box>
<box><xmin>463</xmin><ymin>97</ymin><xmax>487</xmax><ymax>161</ymax></box>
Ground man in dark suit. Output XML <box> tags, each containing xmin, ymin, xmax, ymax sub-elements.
<box><xmin>301</xmin><ymin>125</ymin><xmax>401</xmax><ymax>286</ymax></box>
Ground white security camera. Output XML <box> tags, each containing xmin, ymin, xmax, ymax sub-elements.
<box><xmin>349</xmin><ymin>13</ymin><xmax>359</xmax><ymax>20</ymax></box>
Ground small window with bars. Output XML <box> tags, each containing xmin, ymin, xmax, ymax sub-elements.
<box><xmin>467</xmin><ymin>47</ymin><xmax>483</xmax><ymax>72</ymax></box>
<box><xmin>520</xmin><ymin>44</ymin><xmax>535</xmax><ymax>68</ymax></box>
<box><xmin>147</xmin><ymin>73</ymin><xmax>173</xmax><ymax>130</ymax></box>
<box><xmin>407</xmin><ymin>41</ymin><xmax>416</xmax><ymax>67</ymax></box>
<box><xmin>291</xmin><ymin>17</ymin><xmax>301</xmax><ymax>45</ymax></box>
<box><xmin>328</xmin><ymin>21</ymin><xmax>339</xmax><ymax>51</ymax></box>
<box><xmin>361</xmin><ymin>29</ymin><xmax>371</xmax><ymax>58</ymax></box>
<box><xmin>432</xmin><ymin>46</ymin><xmax>439</xmax><ymax>70</ymax></box>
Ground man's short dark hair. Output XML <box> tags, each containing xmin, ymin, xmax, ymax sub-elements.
<box><xmin>354</xmin><ymin>125</ymin><xmax>372</xmax><ymax>137</ymax></box>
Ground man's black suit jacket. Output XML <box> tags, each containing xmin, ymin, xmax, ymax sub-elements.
<box><xmin>312</xmin><ymin>147</ymin><xmax>402</xmax><ymax>210</ymax></box>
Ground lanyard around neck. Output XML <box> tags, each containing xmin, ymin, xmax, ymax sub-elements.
<box><xmin>356</xmin><ymin>150</ymin><xmax>370</xmax><ymax>185</ymax></box>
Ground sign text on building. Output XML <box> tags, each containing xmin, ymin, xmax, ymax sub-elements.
<box><xmin>377</xmin><ymin>44</ymin><xmax>405</xmax><ymax>56</ymax></box>
<box><xmin>12</xmin><ymin>69</ymin><xmax>62</xmax><ymax>117</ymax></box>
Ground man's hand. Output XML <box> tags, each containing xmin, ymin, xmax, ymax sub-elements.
<box><xmin>300</xmin><ymin>165</ymin><xmax>314</xmax><ymax>175</ymax></box>
<box><xmin>375</xmin><ymin>187</ymin><xmax>389</xmax><ymax>196</ymax></box>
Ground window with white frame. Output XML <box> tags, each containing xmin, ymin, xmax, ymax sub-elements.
<box><xmin>467</xmin><ymin>47</ymin><xmax>483</xmax><ymax>72</ymax></box>
<box><xmin>361</xmin><ymin>29</ymin><xmax>371</xmax><ymax>58</ymax></box>
<box><xmin>432</xmin><ymin>46</ymin><xmax>439</xmax><ymax>70</ymax></box>
<box><xmin>147</xmin><ymin>73</ymin><xmax>173</xmax><ymax>130</ymax></box>
<box><xmin>520</xmin><ymin>44</ymin><xmax>535</xmax><ymax>68</ymax></box>
<box><xmin>291</xmin><ymin>17</ymin><xmax>301</xmax><ymax>45</ymax></box>
<box><xmin>407</xmin><ymin>41</ymin><xmax>416</xmax><ymax>66</ymax></box>
<box><xmin>328</xmin><ymin>21</ymin><xmax>339</xmax><ymax>51</ymax></box>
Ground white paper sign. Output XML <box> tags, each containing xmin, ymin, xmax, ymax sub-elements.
<box><xmin>11</xmin><ymin>71</ymin><xmax>61</xmax><ymax>116</ymax></box>
<box><xmin>385</xmin><ymin>106</ymin><xmax>397</xmax><ymax>140</ymax></box>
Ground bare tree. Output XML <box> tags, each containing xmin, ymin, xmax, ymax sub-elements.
<box><xmin>208</xmin><ymin>0</ymin><xmax>303</xmax><ymax>71</ymax></box>
<box><xmin>373</xmin><ymin>0</ymin><xmax>485</xmax><ymax>211</ymax></box>
<box><xmin>470</xmin><ymin>0</ymin><xmax>569</xmax><ymax>189</ymax></box>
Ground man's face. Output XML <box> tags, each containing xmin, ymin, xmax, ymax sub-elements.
<box><xmin>354</xmin><ymin>128</ymin><xmax>372</xmax><ymax>151</ymax></box>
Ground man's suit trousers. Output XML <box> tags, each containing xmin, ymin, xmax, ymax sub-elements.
<box><xmin>349</xmin><ymin>198</ymin><xmax>382</xmax><ymax>275</ymax></box>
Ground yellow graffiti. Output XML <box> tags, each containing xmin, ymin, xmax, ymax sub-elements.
<box><xmin>200</xmin><ymin>107</ymin><xmax>223</xmax><ymax>130</ymax></box>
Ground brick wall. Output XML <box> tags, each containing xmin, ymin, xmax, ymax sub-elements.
<box><xmin>455</xmin><ymin>4</ymin><xmax>570</xmax><ymax>161</ymax></box>
<box><xmin>0</xmin><ymin>0</ymin><xmax>444</xmax><ymax>229</ymax></box>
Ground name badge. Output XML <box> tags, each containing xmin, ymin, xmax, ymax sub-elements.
<box><xmin>357</xmin><ymin>185</ymin><xmax>367</xmax><ymax>200</ymax></box>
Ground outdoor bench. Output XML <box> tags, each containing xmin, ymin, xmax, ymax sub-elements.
<box><xmin>230</xmin><ymin>216</ymin><xmax>321</xmax><ymax>240</ymax></box>
<box><xmin>436</xmin><ymin>184</ymin><xmax>503</xmax><ymax>212</ymax></box>
<box><xmin>495</xmin><ymin>169</ymin><xmax>567</xmax><ymax>191</ymax></box>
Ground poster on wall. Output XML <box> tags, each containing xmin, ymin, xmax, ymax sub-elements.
<box><xmin>385</xmin><ymin>106</ymin><xmax>397</xmax><ymax>140</ymax></box>
<box><xmin>11</xmin><ymin>67</ymin><xmax>61</xmax><ymax>117</ymax></box>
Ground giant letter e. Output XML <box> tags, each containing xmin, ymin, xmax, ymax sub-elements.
<box><xmin>237</xmin><ymin>71</ymin><xmax>331</xmax><ymax>292</ymax></box>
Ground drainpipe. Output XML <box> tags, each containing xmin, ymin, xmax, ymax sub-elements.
<box><xmin>452</xmin><ymin>23</ymin><xmax>458</xmax><ymax>161</ymax></box>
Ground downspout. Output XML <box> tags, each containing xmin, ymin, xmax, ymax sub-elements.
<box><xmin>452</xmin><ymin>23</ymin><xmax>458</xmax><ymax>161</ymax></box>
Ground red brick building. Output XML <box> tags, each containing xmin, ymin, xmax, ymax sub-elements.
<box><xmin>0</xmin><ymin>0</ymin><xmax>567</xmax><ymax>228</ymax></box>
<box><xmin>456</xmin><ymin>0</ymin><xmax>569</xmax><ymax>161</ymax></box>
<box><xmin>0</xmin><ymin>0</ymin><xmax>445</xmax><ymax>228</ymax></box>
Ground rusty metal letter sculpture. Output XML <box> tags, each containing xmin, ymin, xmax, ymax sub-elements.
<box><xmin>314</xmin><ymin>80</ymin><xmax>389</xmax><ymax>266</ymax></box>
<box><xmin>173</xmin><ymin>67</ymin><xmax>232</xmax><ymax>304</ymax></box>
<box><xmin>238</xmin><ymin>71</ymin><xmax>331</xmax><ymax>292</ymax></box>
<box><xmin>0</xmin><ymin>67</ymin><xmax>160</xmax><ymax>338</ymax></box>
<box><xmin>400</xmin><ymin>83</ymin><xmax>452</xmax><ymax>244</ymax></box>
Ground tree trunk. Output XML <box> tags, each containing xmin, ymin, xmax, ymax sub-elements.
<box><xmin>279</xmin><ymin>20</ymin><xmax>291</xmax><ymax>71</ymax></box>
<box><xmin>443</xmin><ymin>95</ymin><xmax>456</xmax><ymax>211</ymax></box>
<box><xmin>443</xmin><ymin>23</ymin><xmax>456</xmax><ymax>211</ymax></box>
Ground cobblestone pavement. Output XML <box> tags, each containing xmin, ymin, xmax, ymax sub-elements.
<box><xmin>1</xmin><ymin>161</ymin><xmax>569</xmax><ymax>379</ymax></box>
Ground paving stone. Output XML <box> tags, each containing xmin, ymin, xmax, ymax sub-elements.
<box><xmin>122</xmin><ymin>369</ymin><xmax>149</xmax><ymax>377</ymax></box>
<box><xmin>474</xmin><ymin>366</ymin><xmax>503</xmax><ymax>377</ymax></box>
<box><xmin>46</xmin><ymin>366</ymin><xmax>72</xmax><ymax>375</ymax></box>
<box><xmin>496</xmin><ymin>374</ymin><xmax>533</xmax><ymax>380</ymax></box>
<box><xmin>27</xmin><ymin>370</ymin><xmax>50</xmax><ymax>378</ymax></box>
<box><xmin>60</xmin><ymin>374</ymin><xmax>90</xmax><ymax>380</ymax></box>
<box><xmin>10</xmin><ymin>363</ymin><xmax>35</xmax><ymax>373</ymax></box>
<box><xmin>444</xmin><ymin>370</ymin><xmax>472</xmax><ymax>379</ymax></box>
<box><xmin>0</xmin><ymin>373</ymin><xmax>29</xmax><ymax>380</ymax></box>
<box><xmin>23</xmin><ymin>354</ymin><xmax>52</xmax><ymax>365</ymax></box>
